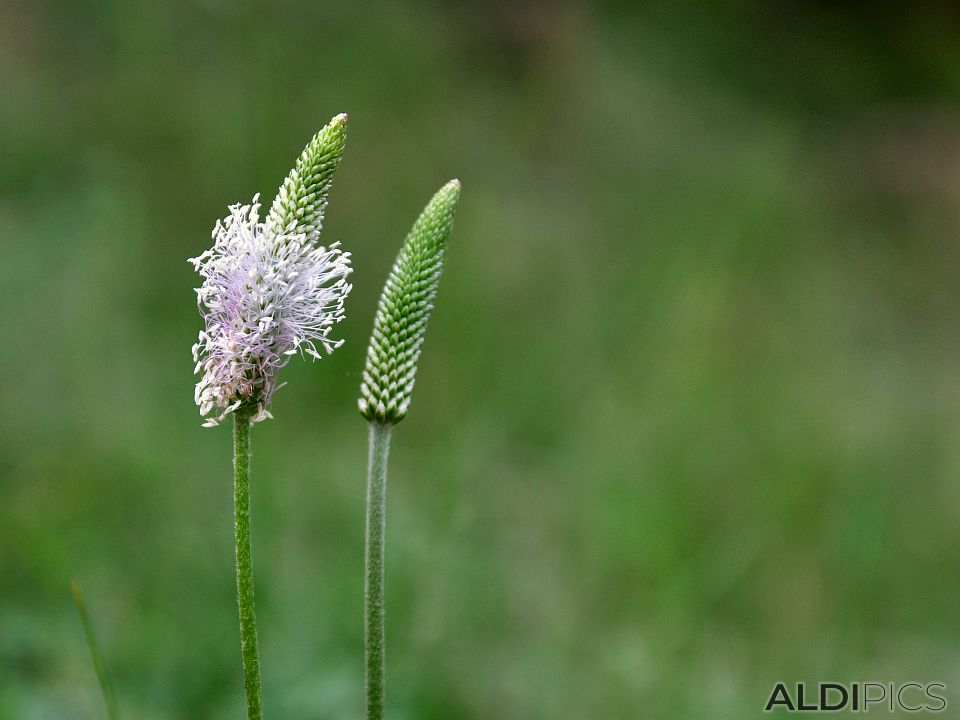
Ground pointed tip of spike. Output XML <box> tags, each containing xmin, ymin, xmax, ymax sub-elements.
<box><xmin>333</xmin><ymin>112</ymin><xmax>348</xmax><ymax>125</ymax></box>
<box><xmin>441</xmin><ymin>179</ymin><xmax>461</xmax><ymax>202</ymax></box>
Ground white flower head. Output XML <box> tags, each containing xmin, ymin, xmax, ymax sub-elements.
<box><xmin>191</xmin><ymin>195</ymin><xmax>352</xmax><ymax>426</ymax></box>
<box><xmin>191</xmin><ymin>115</ymin><xmax>351</xmax><ymax>426</ymax></box>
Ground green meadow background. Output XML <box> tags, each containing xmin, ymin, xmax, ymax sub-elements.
<box><xmin>3</xmin><ymin>1</ymin><xmax>960</xmax><ymax>717</ymax></box>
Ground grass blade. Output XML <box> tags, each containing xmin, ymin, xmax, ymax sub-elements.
<box><xmin>70</xmin><ymin>579</ymin><xmax>120</xmax><ymax>720</ymax></box>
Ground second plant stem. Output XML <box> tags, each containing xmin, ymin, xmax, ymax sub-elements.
<box><xmin>365</xmin><ymin>422</ymin><xmax>392</xmax><ymax>720</ymax></box>
<box><xmin>234</xmin><ymin>410</ymin><xmax>263</xmax><ymax>720</ymax></box>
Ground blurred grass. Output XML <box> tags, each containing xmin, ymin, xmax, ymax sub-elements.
<box><xmin>3</xmin><ymin>1</ymin><xmax>960</xmax><ymax>718</ymax></box>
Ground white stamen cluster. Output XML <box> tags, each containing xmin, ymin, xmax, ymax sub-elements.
<box><xmin>191</xmin><ymin>195</ymin><xmax>352</xmax><ymax>426</ymax></box>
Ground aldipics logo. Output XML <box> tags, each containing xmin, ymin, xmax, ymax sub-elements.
<box><xmin>764</xmin><ymin>683</ymin><xmax>947</xmax><ymax>713</ymax></box>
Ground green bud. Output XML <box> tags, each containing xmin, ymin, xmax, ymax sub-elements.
<box><xmin>266</xmin><ymin>113</ymin><xmax>348</xmax><ymax>242</ymax></box>
<box><xmin>359</xmin><ymin>179</ymin><xmax>461</xmax><ymax>424</ymax></box>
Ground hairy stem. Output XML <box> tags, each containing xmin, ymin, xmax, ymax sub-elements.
<box><xmin>365</xmin><ymin>422</ymin><xmax>392</xmax><ymax>720</ymax></box>
<box><xmin>234</xmin><ymin>410</ymin><xmax>263</xmax><ymax>720</ymax></box>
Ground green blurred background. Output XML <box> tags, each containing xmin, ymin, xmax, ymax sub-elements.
<box><xmin>4</xmin><ymin>1</ymin><xmax>960</xmax><ymax>717</ymax></box>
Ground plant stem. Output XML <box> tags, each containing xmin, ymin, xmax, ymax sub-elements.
<box><xmin>70</xmin><ymin>579</ymin><xmax>120</xmax><ymax>720</ymax></box>
<box><xmin>365</xmin><ymin>422</ymin><xmax>392</xmax><ymax>720</ymax></box>
<box><xmin>234</xmin><ymin>410</ymin><xmax>263</xmax><ymax>720</ymax></box>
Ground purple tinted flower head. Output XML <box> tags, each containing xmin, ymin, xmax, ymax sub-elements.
<box><xmin>190</xmin><ymin>116</ymin><xmax>351</xmax><ymax>426</ymax></box>
<box><xmin>191</xmin><ymin>196</ymin><xmax>351</xmax><ymax>426</ymax></box>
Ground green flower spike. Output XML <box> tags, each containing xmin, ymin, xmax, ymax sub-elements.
<box><xmin>266</xmin><ymin>112</ymin><xmax>349</xmax><ymax>242</ymax></box>
<box><xmin>358</xmin><ymin>179</ymin><xmax>462</xmax><ymax>424</ymax></box>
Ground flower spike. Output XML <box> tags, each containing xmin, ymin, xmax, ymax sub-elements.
<box><xmin>267</xmin><ymin>113</ymin><xmax>348</xmax><ymax>243</ymax></box>
<box><xmin>359</xmin><ymin>179</ymin><xmax>461</xmax><ymax>424</ymax></box>
<box><xmin>191</xmin><ymin>114</ymin><xmax>352</xmax><ymax>426</ymax></box>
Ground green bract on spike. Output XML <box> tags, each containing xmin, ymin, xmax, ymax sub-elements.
<box><xmin>266</xmin><ymin>113</ymin><xmax>348</xmax><ymax>242</ymax></box>
<box><xmin>359</xmin><ymin>179</ymin><xmax>461</xmax><ymax>424</ymax></box>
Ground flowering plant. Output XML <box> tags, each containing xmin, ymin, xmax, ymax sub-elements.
<box><xmin>187</xmin><ymin>112</ymin><xmax>461</xmax><ymax>720</ymax></box>
<box><xmin>191</xmin><ymin>113</ymin><xmax>351</xmax><ymax>720</ymax></box>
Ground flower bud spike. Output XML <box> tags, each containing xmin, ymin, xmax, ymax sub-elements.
<box><xmin>359</xmin><ymin>179</ymin><xmax>461</xmax><ymax>424</ymax></box>
<box><xmin>266</xmin><ymin>113</ymin><xmax>349</xmax><ymax>243</ymax></box>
